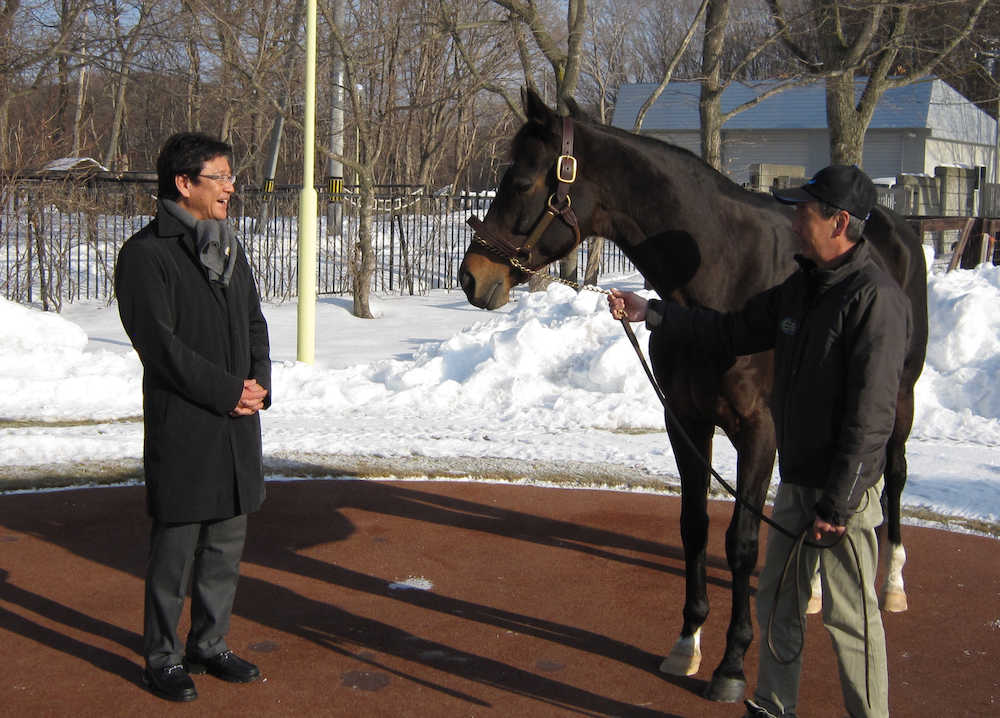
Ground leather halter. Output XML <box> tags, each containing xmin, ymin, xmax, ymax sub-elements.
<box><xmin>466</xmin><ymin>115</ymin><xmax>582</xmax><ymax>271</ymax></box>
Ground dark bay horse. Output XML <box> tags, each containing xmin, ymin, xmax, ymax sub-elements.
<box><xmin>458</xmin><ymin>88</ymin><xmax>928</xmax><ymax>702</ymax></box>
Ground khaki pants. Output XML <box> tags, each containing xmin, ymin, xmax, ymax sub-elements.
<box><xmin>751</xmin><ymin>480</ymin><xmax>889</xmax><ymax>718</ymax></box>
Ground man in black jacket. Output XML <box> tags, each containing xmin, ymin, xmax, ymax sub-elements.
<box><xmin>609</xmin><ymin>166</ymin><xmax>909</xmax><ymax>718</ymax></box>
<box><xmin>115</xmin><ymin>133</ymin><xmax>271</xmax><ymax>702</ymax></box>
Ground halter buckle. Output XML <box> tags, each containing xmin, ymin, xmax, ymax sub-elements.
<box><xmin>556</xmin><ymin>155</ymin><xmax>577</xmax><ymax>184</ymax></box>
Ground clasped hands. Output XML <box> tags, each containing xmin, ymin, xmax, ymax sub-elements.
<box><xmin>230</xmin><ymin>378</ymin><xmax>267</xmax><ymax>417</ymax></box>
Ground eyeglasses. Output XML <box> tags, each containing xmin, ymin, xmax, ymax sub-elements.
<box><xmin>198</xmin><ymin>173</ymin><xmax>237</xmax><ymax>185</ymax></box>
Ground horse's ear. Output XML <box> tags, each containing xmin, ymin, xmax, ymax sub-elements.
<box><xmin>521</xmin><ymin>86</ymin><xmax>555</xmax><ymax>126</ymax></box>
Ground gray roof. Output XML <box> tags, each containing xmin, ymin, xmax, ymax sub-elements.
<box><xmin>41</xmin><ymin>157</ymin><xmax>110</xmax><ymax>172</ymax></box>
<box><xmin>612</xmin><ymin>78</ymin><xmax>995</xmax><ymax>143</ymax></box>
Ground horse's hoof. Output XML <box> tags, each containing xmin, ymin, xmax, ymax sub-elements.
<box><xmin>807</xmin><ymin>571</ymin><xmax>822</xmax><ymax>614</ymax></box>
<box><xmin>806</xmin><ymin>594</ymin><xmax>822</xmax><ymax>614</ymax></box>
<box><xmin>659</xmin><ymin>648</ymin><xmax>700</xmax><ymax>676</ymax></box>
<box><xmin>702</xmin><ymin>673</ymin><xmax>746</xmax><ymax>703</ymax></box>
<box><xmin>882</xmin><ymin>590</ymin><xmax>908</xmax><ymax>612</ymax></box>
<box><xmin>659</xmin><ymin>632</ymin><xmax>701</xmax><ymax>676</ymax></box>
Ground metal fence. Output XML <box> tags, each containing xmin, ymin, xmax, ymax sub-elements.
<box><xmin>1</xmin><ymin>178</ymin><xmax>636</xmax><ymax>308</ymax></box>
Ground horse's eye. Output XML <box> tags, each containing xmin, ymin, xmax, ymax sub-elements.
<box><xmin>511</xmin><ymin>176</ymin><xmax>533</xmax><ymax>193</ymax></box>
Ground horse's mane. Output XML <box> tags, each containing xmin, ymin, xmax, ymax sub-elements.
<box><xmin>582</xmin><ymin>117</ymin><xmax>781</xmax><ymax>210</ymax></box>
<box><xmin>508</xmin><ymin>106</ymin><xmax>780</xmax><ymax>214</ymax></box>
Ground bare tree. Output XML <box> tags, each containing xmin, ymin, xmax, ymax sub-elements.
<box><xmin>695</xmin><ymin>0</ymin><xmax>809</xmax><ymax>171</ymax></box>
<box><xmin>930</xmin><ymin>0</ymin><xmax>999</xmax><ymax>121</ymax></box>
<box><xmin>577</xmin><ymin>0</ymin><xmax>702</xmax><ymax>124</ymax></box>
<box><xmin>315</xmin><ymin>0</ymin><xmax>404</xmax><ymax>317</ymax></box>
<box><xmin>770</xmin><ymin>0</ymin><xmax>990</xmax><ymax>165</ymax></box>
<box><xmin>0</xmin><ymin>0</ymin><xmax>89</xmax><ymax>167</ymax></box>
<box><xmin>181</xmin><ymin>0</ymin><xmax>202</xmax><ymax>131</ymax></box>
<box><xmin>97</xmin><ymin>0</ymin><xmax>160</xmax><ymax>171</ymax></box>
<box><xmin>491</xmin><ymin>0</ymin><xmax>587</xmax><ymax>113</ymax></box>
<box><xmin>632</xmin><ymin>0</ymin><xmax>709</xmax><ymax>132</ymax></box>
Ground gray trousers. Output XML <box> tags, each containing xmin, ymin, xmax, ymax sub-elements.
<box><xmin>144</xmin><ymin>514</ymin><xmax>248</xmax><ymax>669</ymax></box>
<box><xmin>752</xmin><ymin>481</ymin><xmax>889</xmax><ymax>718</ymax></box>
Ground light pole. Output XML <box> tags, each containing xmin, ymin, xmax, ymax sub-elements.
<box><xmin>325</xmin><ymin>0</ymin><xmax>345</xmax><ymax>235</ymax></box>
<box><xmin>297</xmin><ymin>0</ymin><xmax>318</xmax><ymax>363</ymax></box>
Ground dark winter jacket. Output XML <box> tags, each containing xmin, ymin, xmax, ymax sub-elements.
<box><xmin>115</xmin><ymin>210</ymin><xmax>271</xmax><ymax>522</ymax></box>
<box><xmin>645</xmin><ymin>239</ymin><xmax>912</xmax><ymax>525</ymax></box>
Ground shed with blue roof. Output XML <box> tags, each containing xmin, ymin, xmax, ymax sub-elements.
<box><xmin>610</xmin><ymin>78</ymin><xmax>997</xmax><ymax>186</ymax></box>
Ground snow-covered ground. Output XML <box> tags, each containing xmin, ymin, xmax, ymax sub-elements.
<box><xmin>2</xmin><ymin>257</ymin><xmax>999</xmax><ymax>535</ymax></box>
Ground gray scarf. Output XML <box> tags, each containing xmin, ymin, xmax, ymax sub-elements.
<box><xmin>160</xmin><ymin>198</ymin><xmax>237</xmax><ymax>287</ymax></box>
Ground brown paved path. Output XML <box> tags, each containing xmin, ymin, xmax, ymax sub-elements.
<box><xmin>1</xmin><ymin>479</ymin><xmax>997</xmax><ymax>717</ymax></box>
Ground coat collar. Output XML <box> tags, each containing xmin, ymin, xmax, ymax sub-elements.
<box><xmin>153</xmin><ymin>203</ymin><xmax>230</xmax><ymax>308</ymax></box>
<box><xmin>795</xmin><ymin>239</ymin><xmax>870</xmax><ymax>287</ymax></box>
<box><xmin>155</xmin><ymin>203</ymin><xmax>199</xmax><ymax>259</ymax></box>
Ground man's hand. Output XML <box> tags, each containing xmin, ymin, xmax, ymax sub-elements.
<box><xmin>810</xmin><ymin>515</ymin><xmax>847</xmax><ymax>543</ymax></box>
<box><xmin>608</xmin><ymin>289</ymin><xmax>649</xmax><ymax>322</ymax></box>
<box><xmin>230</xmin><ymin>378</ymin><xmax>267</xmax><ymax>417</ymax></box>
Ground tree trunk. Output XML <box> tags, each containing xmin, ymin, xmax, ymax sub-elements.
<box><xmin>72</xmin><ymin>59</ymin><xmax>88</xmax><ymax>155</ymax></box>
<box><xmin>183</xmin><ymin>0</ymin><xmax>201</xmax><ymax>130</ymax></box>
<box><xmin>826</xmin><ymin>74</ymin><xmax>867</xmax><ymax>166</ymax></box>
<box><xmin>583</xmin><ymin>236</ymin><xmax>603</xmax><ymax>285</ymax></box>
<box><xmin>103</xmin><ymin>76</ymin><xmax>128</xmax><ymax>170</ymax></box>
<box><xmin>0</xmin><ymin>98</ymin><xmax>9</xmax><ymax>168</ymax></box>
<box><xmin>55</xmin><ymin>52</ymin><xmax>69</xmax><ymax>147</ymax></box>
<box><xmin>559</xmin><ymin>250</ymin><xmax>578</xmax><ymax>283</ymax></box>
<box><xmin>528</xmin><ymin>271</ymin><xmax>552</xmax><ymax>292</ymax></box>
<box><xmin>699</xmin><ymin>0</ymin><xmax>728</xmax><ymax>171</ymax></box>
<box><xmin>351</xmin><ymin>176</ymin><xmax>376</xmax><ymax>318</ymax></box>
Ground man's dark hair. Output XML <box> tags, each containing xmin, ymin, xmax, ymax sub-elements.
<box><xmin>816</xmin><ymin>199</ymin><xmax>866</xmax><ymax>242</ymax></box>
<box><xmin>156</xmin><ymin>132</ymin><xmax>234</xmax><ymax>200</ymax></box>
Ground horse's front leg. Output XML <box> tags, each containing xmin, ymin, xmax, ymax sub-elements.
<box><xmin>704</xmin><ymin>416</ymin><xmax>775</xmax><ymax>703</ymax></box>
<box><xmin>659</xmin><ymin>417</ymin><xmax>714</xmax><ymax>679</ymax></box>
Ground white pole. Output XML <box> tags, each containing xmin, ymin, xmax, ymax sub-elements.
<box><xmin>297</xmin><ymin>0</ymin><xmax>318</xmax><ymax>363</ymax></box>
<box><xmin>994</xmin><ymin>96</ymin><xmax>999</xmax><ymax>185</ymax></box>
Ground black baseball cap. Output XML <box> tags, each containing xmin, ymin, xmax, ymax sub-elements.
<box><xmin>772</xmin><ymin>165</ymin><xmax>876</xmax><ymax>220</ymax></box>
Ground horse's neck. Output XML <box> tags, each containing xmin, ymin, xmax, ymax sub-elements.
<box><xmin>582</xmin><ymin>125</ymin><xmax>797</xmax><ymax>307</ymax></box>
<box><xmin>605</xmin><ymin>176</ymin><xmax>795</xmax><ymax>307</ymax></box>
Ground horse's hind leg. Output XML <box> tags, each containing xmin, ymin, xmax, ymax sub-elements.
<box><xmin>880</xmin><ymin>390</ymin><xmax>914</xmax><ymax>612</ymax></box>
<box><xmin>659</xmin><ymin>418</ymin><xmax>714</xmax><ymax>680</ymax></box>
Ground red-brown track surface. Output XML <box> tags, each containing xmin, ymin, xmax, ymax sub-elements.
<box><xmin>1</xmin><ymin>479</ymin><xmax>997</xmax><ymax>717</ymax></box>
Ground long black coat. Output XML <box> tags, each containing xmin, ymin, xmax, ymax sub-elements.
<box><xmin>115</xmin><ymin>210</ymin><xmax>271</xmax><ymax>522</ymax></box>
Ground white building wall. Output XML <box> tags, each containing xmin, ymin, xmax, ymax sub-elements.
<box><xmin>720</xmin><ymin>131</ymin><xmax>819</xmax><ymax>184</ymax></box>
<box><xmin>928</xmin><ymin>81</ymin><xmax>996</xmax><ymax>144</ymax></box>
<box><xmin>860</xmin><ymin>130</ymin><xmax>927</xmax><ymax>180</ymax></box>
<box><xmin>647</xmin><ymin>126</ymin><xmax>996</xmax><ymax>191</ymax></box>
<box><xmin>925</xmin><ymin>138</ymin><xmax>993</xmax><ymax>176</ymax></box>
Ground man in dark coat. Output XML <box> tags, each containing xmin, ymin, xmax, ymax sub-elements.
<box><xmin>609</xmin><ymin>166</ymin><xmax>909</xmax><ymax>718</ymax></box>
<box><xmin>115</xmin><ymin>132</ymin><xmax>271</xmax><ymax>702</ymax></box>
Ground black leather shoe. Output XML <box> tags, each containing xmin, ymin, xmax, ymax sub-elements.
<box><xmin>142</xmin><ymin>664</ymin><xmax>197</xmax><ymax>702</ymax></box>
<box><xmin>185</xmin><ymin>650</ymin><xmax>260</xmax><ymax>683</ymax></box>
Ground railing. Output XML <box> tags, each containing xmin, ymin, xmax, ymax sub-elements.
<box><xmin>13</xmin><ymin>175</ymin><xmax>990</xmax><ymax>311</ymax></box>
<box><xmin>1</xmin><ymin>179</ymin><xmax>636</xmax><ymax>308</ymax></box>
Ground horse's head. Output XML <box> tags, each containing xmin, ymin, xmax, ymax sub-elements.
<box><xmin>459</xmin><ymin>88</ymin><xmax>597</xmax><ymax>309</ymax></box>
